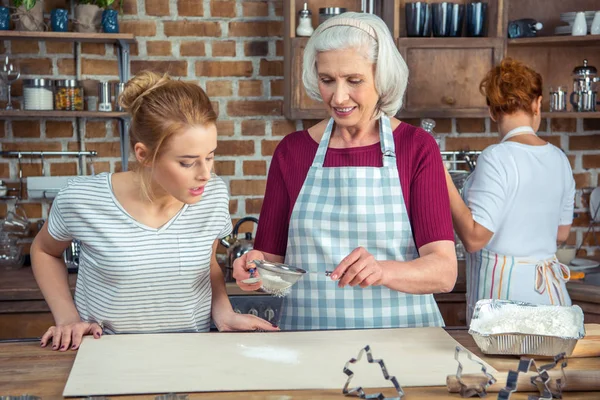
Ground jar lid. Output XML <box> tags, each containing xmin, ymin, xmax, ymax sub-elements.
<box><xmin>55</xmin><ymin>79</ymin><xmax>80</xmax><ymax>87</ymax></box>
<box><xmin>22</xmin><ymin>78</ymin><xmax>53</xmax><ymax>88</ymax></box>
<box><xmin>299</xmin><ymin>2</ymin><xmax>311</xmax><ymax>16</ymax></box>
<box><xmin>319</xmin><ymin>7</ymin><xmax>347</xmax><ymax>15</ymax></box>
<box><xmin>573</xmin><ymin>59</ymin><xmax>597</xmax><ymax>77</ymax></box>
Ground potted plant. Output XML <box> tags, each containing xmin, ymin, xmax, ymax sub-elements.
<box><xmin>12</xmin><ymin>0</ymin><xmax>45</xmax><ymax>31</ymax></box>
<box><xmin>74</xmin><ymin>0</ymin><xmax>120</xmax><ymax>33</ymax></box>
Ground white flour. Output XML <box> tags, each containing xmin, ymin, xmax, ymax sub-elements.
<box><xmin>470</xmin><ymin>304</ymin><xmax>582</xmax><ymax>337</ymax></box>
<box><xmin>260</xmin><ymin>274</ymin><xmax>291</xmax><ymax>297</ymax></box>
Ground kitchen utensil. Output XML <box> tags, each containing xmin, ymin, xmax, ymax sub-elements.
<box><xmin>318</xmin><ymin>7</ymin><xmax>346</xmax><ymax>25</ymax></box>
<box><xmin>405</xmin><ymin>2</ymin><xmax>431</xmax><ymax>37</ymax></box>
<box><xmin>555</xmin><ymin>245</ymin><xmax>576</xmax><ymax>264</ymax></box>
<box><xmin>549</xmin><ymin>86</ymin><xmax>567</xmax><ymax>111</ymax></box>
<box><xmin>432</xmin><ymin>2</ymin><xmax>453</xmax><ymax>37</ymax></box>
<box><xmin>296</xmin><ymin>3</ymin><xmax>313</xmax><ymax>37</ymax></box>
<box><xmin>469</xmin><ymin>299</ymin><xmax>585</xmax><ymax>357</ymax></box>
<box><xmin>508</xmin><ymin>18</ymin><xmax>543</xmax><ymax>38</ymax></box>
<box><xmin>98</xmin><ymin>81</ymin><xmax>112</xmax><ymax>112</ymax></box>
<box><xmin>113</xmin><ymin>82</ymin><xmax>125</xmax><ymax>111</ymax></box>
<box><xmin>465</xmin><ymin>2</ymin><xmax>487</xmax><ymax>37</ymax></box>
<box><xmin>448</xmin><ymin>369</ymin><xmax>600</xmax><ymax>393</ymax></box>
<box><xmin>448</xmin><ymin>3</ymin><xmax>465</xmax><ymax>37</ymax></box>
<box><xmin>572</xmin><ymin>11</ymin><xmax>588</xmax><ymax>36</ymax></box>
<box><xmin>248</xmin><ymin>259</ymin><xmax>307</xmax><ymax>296</ymax></box>
<box><xmin>569</xmin><ymin>258</ymin><xmax>600</xmax><ymax>271</ymax></box>
<box><xmin>63</xmin><ymin>327</ymin><xmax>495</xmax><ymax>396</ymax></box>
<box><xmin>570</xmin><ymin>59</ymin><xmax>600</xmax><ymax>112</ymax></box>
<box><xmin>63</xmin><ymin>239</ymin><xmax>80</xmax><ymax>272</ymax></box>
<box><xmin>0</xmin><ymin>56</ymin><xmax>20</xmax><ymax>111</ymax></box>
<box><xmin>219</xmin><ymin>216</ymin><xmax>258</xmax><ymax>280</ymax></box>
<box><xmin>592</xmin><ymin>11</ymin><xmax>600</xmax><ymax>34</ymax></box>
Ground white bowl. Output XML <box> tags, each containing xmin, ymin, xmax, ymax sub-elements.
<box><xmin>556</xmin><ymin>246</ymin><xmax>577</xmax><ymax>265</ymax></box>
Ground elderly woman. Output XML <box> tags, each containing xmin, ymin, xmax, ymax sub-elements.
<box><xmin>444</xmin><ymin>58</ymin><xmax>575</xmax><ymax>322</ymax></box>
<box><xmin>233</xmin><ymin>12</ymin><xmax>457</xmax><ymax>330</ymax></box>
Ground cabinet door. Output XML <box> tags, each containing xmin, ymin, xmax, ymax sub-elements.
<box><xmin>284</xmin><ymin>38</ymin><xmax>328</xmax><ymax>120</ymax></box>
<box><xmin>398</xmin><ymin>38</ymin><xmax>504</xmax><ymax>118</ymax></box>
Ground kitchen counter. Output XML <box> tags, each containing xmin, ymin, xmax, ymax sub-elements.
<box><xmin>1</xmin><ymin>329</ymin><xmax>599</xmax><ymax>399</ymax></box>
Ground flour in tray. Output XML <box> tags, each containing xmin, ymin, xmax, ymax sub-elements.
<box><xmin>470</xmin><ymin>304</ymin><xmax>582</xmax><ymax>337</ymax></box>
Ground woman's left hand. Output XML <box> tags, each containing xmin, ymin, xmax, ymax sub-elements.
<box><xmin>216</xmin><ymin>312</ymin><xmax>280</xmax><ymax>332</ymax></box>
<box><xmin>330</xmin><ymin>247</ymin><xmax>386</xmax><ymax>288</ymax></box>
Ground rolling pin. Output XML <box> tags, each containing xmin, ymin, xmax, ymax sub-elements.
<box><xmin>447</xmin><ymin>370</ymin><xmax>600</xmax><ymax>393</ymax></box>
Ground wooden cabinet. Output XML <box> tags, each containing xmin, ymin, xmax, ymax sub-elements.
<box><xmin>399</xmin><ymin>38</ymin><xmax>504</xmax><ymax>118</ymax></box>
<box><xmin>283</xmin><ymin>0</ymin><xmax>600</xmax><ymax>120</ymax></box>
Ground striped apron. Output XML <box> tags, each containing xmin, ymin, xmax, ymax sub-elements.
<box><xmin>464</xmin><ymin>125</ymin><xmax>571</xmax><ymax>322</ymax></box>
<box><xmin>280</xmin><ymin>116</ymin><xmax>444</xmax><ymax>330</ymax></box>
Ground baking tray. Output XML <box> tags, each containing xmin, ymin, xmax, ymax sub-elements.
<box><xmin>468</xmin><ymin>299</ymin><xmax>585</xmax><ymax>356</ymax></box>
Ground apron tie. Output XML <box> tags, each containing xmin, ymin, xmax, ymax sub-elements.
<box><xmin>534</xmin><ymin>257</ymin><xmax>570</xmax><ymax>305</ymax></box>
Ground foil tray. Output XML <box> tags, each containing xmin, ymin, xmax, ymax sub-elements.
<box><xmin>468</xmin><ymin>299</ymin><xmax>585</xmax><ymax>356</ymax></box>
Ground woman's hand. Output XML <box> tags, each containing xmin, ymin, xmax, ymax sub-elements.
<box><xmin>232</xmin><ymin>249</ymin><xmax>265</xmax><ymax>291</ymax></box>
<box><xmin>330</xmin><ymin>247</ymin><xmax>386</xmax><ymax>288</ymax></box>
<box><xmin>215</xmin><ymin>311</ymin><xmax>280</xmax><ymax>332</ymax></box>
<box><xmin>40</xmin><ymin>321</ymin><xmax>103</xmax><ymax>351</ymax></box>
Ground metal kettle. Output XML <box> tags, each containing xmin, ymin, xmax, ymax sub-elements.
<box><xmin>220</xmin><ymin>216</ymin><xmax>258</xmax><ymax>275</ymax></box>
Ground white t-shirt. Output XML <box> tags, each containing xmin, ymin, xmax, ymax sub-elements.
<box><xmin>463</xmin><ymin>142</ymin><xmax>575</xmax><ymax>259</ymax></box>
<box><xmin>48</xmin><ymin>173</ymin><xmax>232</xmax><ymax>334</ymax></box>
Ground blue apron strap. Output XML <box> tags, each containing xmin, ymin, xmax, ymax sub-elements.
<box><xmin>312</xmin><ymin>118</ymin><xmax>335</xmax><ymax>167</ymax></box>
<box><xmin>379</xmin><ymin>115</ymin><xmax>396</xmax><ymax>167</ymax></box>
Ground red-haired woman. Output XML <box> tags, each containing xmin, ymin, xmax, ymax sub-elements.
<box><xmin>444</xmin><ymin>58</ymin><xmax>576</xmax><ymax>321</ymax></box>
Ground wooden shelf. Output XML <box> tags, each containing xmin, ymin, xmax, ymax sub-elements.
<box><xmin>0</xmin><ymin>110</ymin><xmax>128</xmax><ymax>118</ymax></box>
<box><xmin>0</xmin><ymin>31</ymin><xmax>135</xmax><ymax>44</ymax></box>
<box><xmin>398</xmin><ymin>109</ymin><xmax>490</xmax><ymax>119</ymax></box>
<box><xmin>541</xmin><ymin>111</ymin><xmax>600</xmax><ymax>118</ymax></box>
<box><xmin>397</xmin><ymin>37</ymin><xmax>503</xmax><ymax>49</ymax></box>
<box><xmin>508</xmin><ymin>35</ymin><xmax>600</xmax><ymax>47</ymax></box>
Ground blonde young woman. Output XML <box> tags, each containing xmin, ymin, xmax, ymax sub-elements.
<box><xmin>31</xmin><ymin>71</ymin><xmax>277</xmax><ymax>351</ymax></box>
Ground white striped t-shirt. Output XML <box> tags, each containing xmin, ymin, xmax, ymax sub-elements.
<box><xmin>47</xmin><ymin>172</ymin><xmax>232</xmax><ymax>334</ymax></box>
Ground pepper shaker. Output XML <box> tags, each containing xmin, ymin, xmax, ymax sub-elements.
<box><xmin>296</xmin><ymin>3</ymin><xmax>314</xmax><ymax>37</ymax></box>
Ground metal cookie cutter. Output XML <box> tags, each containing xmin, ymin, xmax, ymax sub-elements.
<box><xmin>0</xmin><ymin>396</ymin><xmax>41</xmax><ymax>400</ymax></box>
<box><xmin>342</xmin><ymin>345</ymin><xmax>404</xmax><ymax>400</ymax></box>
<box><xmin>454</xmin><ymin>346</ymin><xmax>497</xmax><ymax>398</ymax></box>
<box><xmin>498</xmin><ymin>352</ymin><xmax>567</xmax><ymax>400</ymax></box>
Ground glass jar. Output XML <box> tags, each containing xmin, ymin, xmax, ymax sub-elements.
<box><xmin>23</xmin><ymin>78</ymin><xmax>54</xmax><ymax>111</ymax></box>
<box><xmin>318</xmin><ymin>7</ymin><xmax>347</xmax><ymax>25</ymax></box>
<box><xmin>420</xmin><ymin>118</ymin><xmax>441</xmax><ymax>147</ymax></box>
<box><xmin>55</xmin><ymin>79</ymin><xmax>84</xmax><ymax>111</ymax></box>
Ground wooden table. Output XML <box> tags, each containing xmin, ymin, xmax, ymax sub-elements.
<box><xmin>1</xmin><ymin>330</ymin><xmax>599</xmax><ymax>399</ymax></box>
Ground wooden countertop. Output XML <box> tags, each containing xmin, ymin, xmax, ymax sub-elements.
<box><xmin>1</xmin><ymin>329</ymin><xmax>599</xmax><ymax>399</ymax></box>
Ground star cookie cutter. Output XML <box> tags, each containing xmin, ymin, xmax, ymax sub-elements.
<box><xmin>498</xmin><ymin>352</ymin><xmax>567</xmax><ymax>400</ymax></box>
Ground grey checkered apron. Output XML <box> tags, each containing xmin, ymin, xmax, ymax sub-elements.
<box><xmin>280</xmin><ymin>116</ymin><xmax>445</xmax><ymax>330</ymax></box>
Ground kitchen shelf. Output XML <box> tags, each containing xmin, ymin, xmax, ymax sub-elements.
<box><xmin>397</xmin><ymin>37</ymin><xmax>503</xmax><ymax>49</ymax></box>
<box><xmin>541</xmin><ymin>112</ymin><xmax>600</xmax><ymax>118</ymax></box>
<box><xmin>508</xmin><ymin>35</ymin><xmax>600</xmax><ymax>47</ymax></box>
<box><xmin>0</xmin><ymin>31</ymin><xmax>135</xmax><ymax>44</ymax></box>
<box><xmin>0</xmin><ymin>110</ymin><xmax>127</xmax><ymax>119</ymax></box>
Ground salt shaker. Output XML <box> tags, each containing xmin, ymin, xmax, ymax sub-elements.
<box><xmin>591</xmin><ymin>11</ymin><xmax>600</xmax><ymax>35</ymax></box>
<box><xmin>296</xmin><ymin>3</ymin><xmax>314</xmax><ymax>37</ymax></box>
<box><xmin>572</xmin><ymin>12</ymin><xmax>587</xmax><ymax>36</ymax></box>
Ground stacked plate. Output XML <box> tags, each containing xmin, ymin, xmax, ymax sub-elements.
<box><xmin>555</xmin><ymin>11</ymin><xmax>596</xmax><ymax>35</ymax></box>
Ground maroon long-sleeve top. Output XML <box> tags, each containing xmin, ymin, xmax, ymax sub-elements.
<box><xmin>253</xmin><ymin>122</ymin><xmax>454</xmax><ymax>257</ymax></box>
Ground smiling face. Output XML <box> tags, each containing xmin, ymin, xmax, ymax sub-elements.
<box><xmin>316</xmin><ymin>48</ymin><xmax>379</xmax><ymax>129</ymax></box>
<box><xmin>148</xmin><ymin>124</ymin><xmax>218</xmax><ymax>204</ymax></box>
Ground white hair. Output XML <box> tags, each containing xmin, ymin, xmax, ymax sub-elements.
<box><xmin>302</xmin><ymin>12</ymin><xmax>409</xmax><ymax>118</ymax></box>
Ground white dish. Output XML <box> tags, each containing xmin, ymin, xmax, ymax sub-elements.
<box><xmin>590</xmin><ymin>187</ymin><xmax>600</xmax><ymax>222</ymax></box>
<box><xmin>569</xmin><ymin>258</ymin><xmax>600</xmax><ymax>271</ymax></box>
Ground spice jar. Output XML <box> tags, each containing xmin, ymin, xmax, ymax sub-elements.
<box><xmin>296</xmin><ymin>3</ymin><xmax>314</xmax><ymax>37</ymax></box>
<box><xmin>319</xmin><ymin>7</ymin><xmax>347</xmax><ymax>25</ymax></box>
<box><xmin>23</xmin><ymin>79</ymin><xmax>54</xmax><ymax>111</ymax></box>
<box><xmin>55</xmin><ymin>79</ymin><xmax>84</xmax><ymax>111</ymax></box>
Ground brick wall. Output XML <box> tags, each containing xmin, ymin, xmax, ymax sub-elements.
<box><xmin>1</xmin><ymin>0</ymin><xmax>599</xmax><ymax>257</ymax></box>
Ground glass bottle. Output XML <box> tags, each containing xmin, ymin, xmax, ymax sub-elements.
<box><xmin>420</xmin><ymin>118</ymin><xmax>441</xmax><ymax>147</ymax></box>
